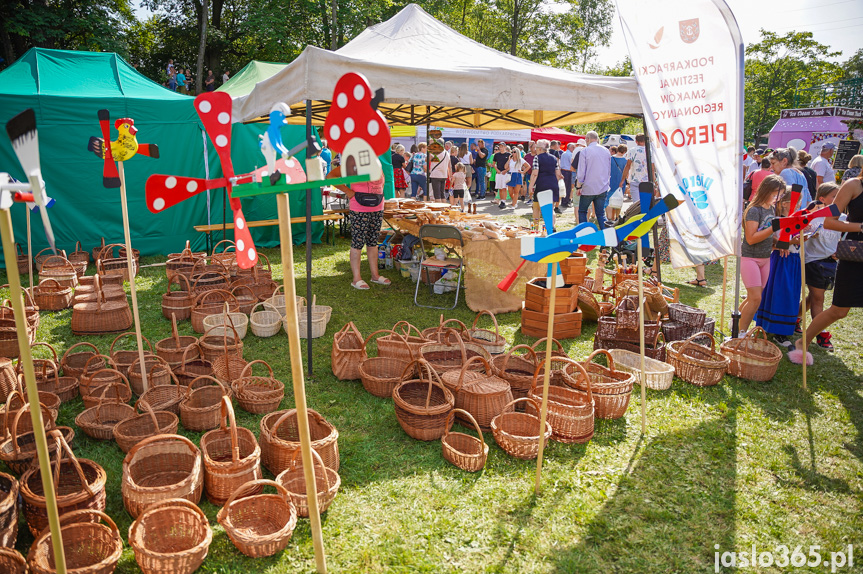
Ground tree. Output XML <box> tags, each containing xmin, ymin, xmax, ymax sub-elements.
<box><xmin>744</xmin><ymin>30</ymin><xmax>843</xmax><ymax>143</ymax></box>
<box><xmin>844</xmin><ymin>48</ymin><xmax>863</xmax><ymax>79</ymax></box>
<box><xmin>550</xmin><ymin>0</ymin><xmax>613</xmax><ymax>72</ymax></box>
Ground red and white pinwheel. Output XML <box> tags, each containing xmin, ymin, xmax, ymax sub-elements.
<box><xmin>146</xmin><ymin>92</ymin><xmax>272</xmax><ymax>268</ymax></box>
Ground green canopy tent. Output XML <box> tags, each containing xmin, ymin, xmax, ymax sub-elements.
<box><xmin>0</xmin><ymin>48</ymin><xmax>323</xmax><ymax>265</ymax></box>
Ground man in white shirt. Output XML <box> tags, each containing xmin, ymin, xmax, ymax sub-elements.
<box><xmin>810</xmin><ymin>142</ymin><xmax>836</xmax><ymax>186</ymax></box>
<box><xmin>575</xmin><ymin>131</ymin><xmax>611</xmax><ymax>228</ymax></box>
<box><xmin>619</xmin><ymin>133</ymin><xmax>650</xmax><ymax>200</ymax></box>
<box><xmin>744</xmin><ymin>146</ymin><xmax>758</xmax><ymax>179</ymax></box>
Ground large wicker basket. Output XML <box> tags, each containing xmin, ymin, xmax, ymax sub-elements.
<box><xmin>719</xmin><ymin>327</ymin><xmax>782</xmax><ymax>382</ymax></box>
<box><xmin>232</xmin><ymin>360</ymin><xmax>285</xmax><ymax>415</ymax></box>
<box><xmin>608</xmin><ymin>349</ymin><xmax>674</xmax><ymax>391</ymax></box>
<box><xmin>276</xmin><ymin>449</ymin><xmax>340</xmax><ymax>517</ymax></box>
<box><xmin>27</xmin><ymin>509</ymin><xmax>122</xmax><ymax>574</ymax></box>
<box><xmin>121</xmin><ymin>434</ymin><xmax>203</xmax><ymax>519</ymax></box>
<box><xmin>490</xmin><ymin>397</ymin><xmax>552</xmax><ymax>460</ymax></box>
<box><xmin>113</xmin><ymin>400</ymin><xmax>180</xmax><ymax>454</ymax></box>
<box><xmin>129</xmin><ymin>498</ymin><xmax>212</xmax><ymax>574</ymax></box>
<box><xmin>32</xmin><ymin>278</ymin><xmax>73</xmax><ymax>310</ymax></box>
<box><xmin>440</xmin><ymin>356</ymin><xmax>513</xmax><ymax>430</ymax></box>
<box><xmin>331</xmin><ymin>321</ymin><xmax>364</xmax><ymax>380</ymax></box>
<box><xmin>418</xmin><ymin>330</ymin><xmax>491</xmax><ymax>375</ymax></box>
<box><xmin>162</xmin><ymin>273</ymin><xmax>194</xmax><ymax>321</ymax></box>
<box><xmin>75</xmin><ymin>401</ymin><xmax>136</xmax><ymax>441</ymax></box>
<box><xmin>392</xmin><ymin>359</ymin><xmax>455</xmax><ymax>441</ymax></box>
<box><xmin>527</xmin><ymin>359</ymin><xmax>594</xmax><ymax>443</ymax></box>
<box><xmin>217</xmin><ymin>479</ymin><xmax>297</xmax><ymax>558</ymax></box>
<box><xmin>179</xmin><ymin>376</ymin><xmax>232</xmax><ymax>431</ymax></box>
<box><xmin>260</xmin><ymin>408</ymin><xmax>340</xmax><ymax>475</ymax></box>
<box><xmin>667</xmin><ymin>332</ymin><xmax>729</xmax><ymax>387</ymax></box>
<box><xmin>379</xmin><ymin>321</ymin><xmax>433</xmax><ymax>362</ymax></box>
<box><xmin>563</xmin><ymin>350</ymin><xmax>635</xmax><ymax>420</ymax></box>
<box><xmin>174</xmin><ymin>344</ymin><xmax>213</xmax><ymax>387</ymax></box>
<box><xmin>155</xmin><ymin>314</ymin><xmax>199</xmax><ymax>368</ymax></box>
<box><xmin>200</xmin><ymin>397</ymin><xmax>262</xmax><ymax>506</ymax></box>
<box><xmin>358</xmin><ymin>329</ymin><xmax>414</xmax><ymax>399</ymax></box>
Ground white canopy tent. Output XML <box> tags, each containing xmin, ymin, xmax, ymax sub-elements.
<box><xmin>231</xmin><ymin>4</ymin><xmax>643</xmax><ymax>128</ymax></box>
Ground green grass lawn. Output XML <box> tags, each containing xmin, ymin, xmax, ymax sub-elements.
<box><xmin>3</xmin><ymin>226</ymin><xmax>862</xmax><ymax>573</ymax></box>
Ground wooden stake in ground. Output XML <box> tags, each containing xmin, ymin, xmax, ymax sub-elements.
<box><xmin>534</xmin><ymin>262</ymin><xmax>558</xmax><ymax>495</ymax></box>
<box><xmin>799</xmin><ymin>236</ymin><xmax>807</xmax><ymax>391</ymax></box>
<box><xmin>0</xmin><ymin>208</ymin><xmax>67</xmax><ymax>574</ymax></box>
<box><xmin>277</xmin><ymin>193</ymin><xmax>327</xmax><ymax>574</ymax></box>
<box><xmin>118</xmin><ymin>162</ymin><xmax>149</xmax><ymax>393</ymax></box>
<box><xmin>26</xmin><ymin>207</ymin><xmax>33</xmax><ymax>290</ymax></box>
<box><xmin>637</xmin><ymin>241</ymin><xmax>647</xmax><ymax>434</ymax></box>
<box><xmin>720</xmin><ymin>255</ymin><xmax>728</xmax><ymax>337</ymax></box>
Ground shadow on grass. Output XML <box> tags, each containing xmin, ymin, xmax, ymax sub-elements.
<box><xmin>551</xmin><ymin>416</ymin><xmax>737</xmax><ymax>573</ymax></box>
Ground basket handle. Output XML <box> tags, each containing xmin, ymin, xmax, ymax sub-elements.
<box><xmin>10</xmin><ymin>402</ymin><xmax>54</xmax><ymax>454</ymax></box>
<box><xmin>131</xmin><ymin>498</ymin><xmax>207</xmax><ymax>542</ymax></box>
<box><xmin>471</xmin><ymin>309</ymin><xmax>500</xmax><ymax>337</ymax></box>
<box><xmin>30</xmin><ymin>341</ymin><xmax>59</xmax><ymax>365</ymax></box>
<box><xmin>443</xmin><ymin>408</ymin><xmax>485</xmax><ymax>450</ymax></box>
<box><xmin>585</xmin><ymin>349</ymin><xmax>616</xmax><ymax>373</ymax></box>
<box><xmin>125</xmin><ymin>433</ymin><xmax>199</xmax><ymax>464</ymax></box>
<box><xmin>238</xmin><ymin>359</ymin><xmax>274</xmax><ymax>382</ymax></box>
<box><xmin>502</xmin><ymin>396</ymin><xmax>540</xmax><ymax>414</ymax></box>
<box><xmin>135</xmin><ymin>398</ymin><xmax>162</xmax><ymax>433</ymax></box>
<box><xmin>194</xmin><ymin>289</ymin><xmax>236</xmax><ymax>309</ymax></box>
<box><xmin>361</xmin><ymin>329</ymin><xmax>411</xmax><ymax>360</ymax></box>
<box><xmin>288</xmin><ymin>447</ymin><xmax>331</xmax><ymax>491</ymax></box>
<box><xmin>48</xmin><ymin>429</ymin><xmax>95</xmax><ymax>498</ymax></box>
<box><xmin>188</xmin><ymin>375</ymin><xmax>227</xmax><ymax>392</ymax></box>
<box><xmin>180</xmin><ymin>343</ymin><xmax>203</xmax><ymax>370</ymax></box>
<box><xmin>218</xmin><ymin>396</ymin><xmax>240</xmax><ymax>464</ymax></box>
<box><xmin>166</xmin><ymin>272</ymin><xmax>191</xmax><ymax>294</ymax></box>
<box><xmin>81</xmin><ymin>354</ymin><xmax>115</xmax><ymax>377</ymax></box>
<box><xmin>39</xmin><ymin>255</ymin><xmax>75</xmax><ymax>275</ymax></box>
<box><xmin>724</xmin><ymin>326</ymin><xmax>768</xmax><ymax>354</ymax></box>
<box><xmin>453</xmin><ymin>355</ymin><xmax>492</xmax><ymax>393</ymax></box>
<box><xmin>499</xmin><ymin>344</ymin><xmax>538</xmax><ymax>373</ymax></box>
<box><xmin>192</xmin><ymin>268</ymin><xmax>229</xmax><ymax>291</ymax></box>
<box><xmin>110</xmin><ymin>331</ymin><xmax>153</xmax><ymax>355</ymax></box>
<box><xmin>89</xmin><ymin>368</ymin><xmax>130</xmax><ymax>394</ymax></box>
<box><xmin>680</xmin><ymin>331</ymin><xmax>716</xmax><ymax>353</ymax></box>
<box><xmin>391</xmin><ymin>321</ymin><xmax>425</xmax><ymax>341</ymax></box>
<box><xmin>531</xmin><ymin>337</ymin><xmax>564</xmax><ymax>355</ymax></box>
<box><xmin>38</xmin><ymin>278</ymin><xmax>64</xmax><ymax>292</ymax></box>
<box><xmin>231</xmin><ymin>284</ymin><xmax>255</xmax><ymax>301</ymax></box>
<box><xmin>55</xmin><ymin>508</ymin><xmax>120</xmax><ymax>539</ymax></box>
<box><xmin>92</xmin><ymin>380</ymin><xmax>128</xmax><ymax>404</ymax></box>
<box><xmin>257</xmin><ymin>252</ymin><xmax>272</xmax><ymax>273</ymax></box>
<box><xmin>220</xmin><ymin>479</ymin><xmax>289</xmax><ymax>513</ymax></box>
<box><xmin>267</xmin><ymin>407</ymin><xmax>325</xmax><ymax>440</ymax></box>
<box><xmin>130</xmin><ymin>354</ymin><xmax>170</xmax><ymax>379</ymax></box>
<box><xmin>212</xmin><ymin>239</ymin><xmax>236</xmax><ymax>255</ymax></box>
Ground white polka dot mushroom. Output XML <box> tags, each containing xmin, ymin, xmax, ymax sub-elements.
<box><xmin>323</xmin><ymin>72</ymin><xmax>390</xmax><ymax>159</ymax></box>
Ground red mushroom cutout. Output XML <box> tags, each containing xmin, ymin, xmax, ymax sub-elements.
<box><xmin>324</xmin><ymin>72</ymin><xmax>388</xmax><ymax>166</ymax></box>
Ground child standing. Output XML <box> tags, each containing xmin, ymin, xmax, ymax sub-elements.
<box><xmin>738</xmin><ymin>174</ymin><xmax>784</xmax><ymax>335</ymax></box>
<box><xmin>451</xmin><ymin>163</ymin><xmax>467</xmax><ymax>211</ymax></box>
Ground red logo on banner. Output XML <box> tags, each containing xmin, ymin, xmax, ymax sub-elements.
<box><xmin>679</xmin><ymin>18</ymin><xmax>700</xmax><ymax>43</ymax></box>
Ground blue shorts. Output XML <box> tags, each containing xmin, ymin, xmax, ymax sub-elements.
<box><xmin>507</xmin><ymin>172</ymin><xmax>523</xmax><ymax>187</ymax></box>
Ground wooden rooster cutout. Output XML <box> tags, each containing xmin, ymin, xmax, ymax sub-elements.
<box><xmin>146</xmin><ymin>92</ymin><xmax>261</xmax><ymax>268</ymax></box>
<box><xmin>87</xmin><ymin>110</ymin><xmax>159</xmax><ymax>188</ymax></box>
<box><xmin>771</xmin><ymin>185</ymin><xmax>840</xmax><ymax>249</ymax></box>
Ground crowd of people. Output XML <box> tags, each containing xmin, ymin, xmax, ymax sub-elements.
<box><xmin>164</xmin><ymin>59</ymin><xmax>229</xmax><ymax>93</ymax></box>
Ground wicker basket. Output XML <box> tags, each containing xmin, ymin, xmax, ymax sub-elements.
<box><xmin>39</xmin><ymin>255</ymin><xmax>79</xmax><ymax>289</ymax></box>
<box><xmin>91</xmin><ymin>238</ymin><xmax>107</xmax><ymax>262</ymax></box>
<box><xmin>380</xmin><ymin>321</ymin><xmax>433</xmax><ymax>362</ymax></box>
<box><xmin>199</xmin><ymin>323</ymin><xmax>243</xmax><ymax>364</ymax></box>
<box><xmin>264</xmin><ymin>284</ymin><xmax>287</xmax><ymax>317</ymax></box>
<box><xmin>110</xmin><ymin>332</ymin><xmax>155</xmax><ymax>377</ymax></box>
<box><xmin>114</xmin><ymin>399</ymin><xmax>180</xmax><ymax>454</ymax></box>
<box><xmin>60</xmin><ymin>342</ymin><xmax>102</xmax><ymax>382</ymax></box>
<box><xmin>0</xmin><ymin>403</ymin><xmax>72</xmax><ymax>475</ymax></box>
<box><xmin>76</xmin><ymin>355</ymin><xmax>117</xmax><ymax>396</ymax></box>
<box><xmin>358</xmin><ymin>330</ymin><xmax>414</xmax><ymax>398</ymax></box>
<box><xmin>75</xmin><ymin>401</ymin><xmax>136</xmax><ymax>441</ymax></box>
<box><xmin>594</xmin><ymin>329</ymin><xmax>667</xmax><ymax>362</ymax></box>
<box><xmin>129</xmin><ymin>498</ymin><xmax>213</xmax><ymax>574</ymax></box>
<box><xmin>180</xmin><ymin>377</ymin><xmax>231</xmax><ymax>432</ymax></box>
<box><xmin>35</xmin><ymin>368</ymin><xmax>79</xmax><ymax>403</ymax></box>
<box><xmin>608</xmin><ymin>349</ymin><xmax>674</xmax><ymax>391</ymax></box>
<box><xmin>27</xmin><ymin>509</ymin><xmax>122</xmax><ymax>574</ymax></box>
<box><xmin>564</xmin><ymin>350</ymin><xmax>635</xmax><ymax>420</ymax></box>
<box><xmin>216</xmin><ymin>479</ymin><xmax>297</xmax><ymax>558</ymax></box>
<box><xmin>231</xmin><ymin>284</ymin><xmax>257</xmax><ymax>315</ymax></box>
<box><xmin>419</xmin><ymin>331</ymin><xmax>491</xmax><ymax>375</ymax></box>
<box><xmin>200</xmin><ymin>397</ymin><xmax>262</xmax><ymax>506</ymax></box>
<box><xmin>191</xmin><ymin>290</ymin><xmax>239</xmax><ymax>334</ymax></box>
<box><xmin>331</xmin><ymin>321</ymin><xmax>364</xmax><ymax>380</ymax></box>
<box><xmin>162</xmin><ymin>273</ymin><xmax>194</xmax><ymax>321</ymax></box>
<box><xmin>14</xmin><ymin>243</ymin><xmax>29</xmax><ymax>275</ymax></box>
<box><xmin>211</xmin><ymin>239</ymin><xmax>238</xmax><ymax>276</ymax></box>
<box><xmin>440</xmin><ymin>356</ymin><xmax>513</xmax><ymax>430</ymax></box>
<box><xmin>20</xmin><ymin>430</ymin><xmax>107</xmax><ymax>536</ymax></box>
<box><xmin>80</xmin><ymin>370</ymin><xmax>132</xmax><ymax>410</ymax></box>
<box><xmin>667</xmin><ymin>332</ymin><xmax>729</xmax><ymax>387</ymax></box>
<box><xmin>190</xmin><ymin>259</ymin><xmax>230</xmax><ymax>297</ymax></box>
<box><xmin>121</xmin><ymin>434</ymin><xmax>203</xmax><ymax>519</ymax></box>
<box><xmin>32</xmin><ymin>278</ymin><xmax>73</xmax><ymax>311</ymax></box>
<box><xmin>232</xmin><ymin>360</ymin><xmax>285</xmax><ymax>415</ymax></box>
<box><xmin>203</xmin><ymin>304</ymin><xmax>249</xmax><ymax>340</ymax></box>
<box><xmin>0</xmin><ymin>547</ymin><xmax>25</xmax><ymax>573</ymax></box>
<box><xmin>28</xmin><ymin>341</ymin><xmax>59</xmax><ymax>385</ymax></box>
<box><xmin>260</xmin><ymin>409</ymin><xmax>340</xmax><ymax>475</ymax></box>
<box><xmin>667</xmin><ymin>302</ymin><xmax>707</xmax><ymax>328</ymax></box>
<box><xmin>490</xmin><ymin>397</ymin><xmax>552</xmax><ymax>460</ymax></box>
<box><xmin>174</xmin><ymin>344</ymin><xmax>213</xmax><ymax>387</ymax></box>
<box><xmin>156</xmin><ymin>314</ymin><xmax>199</xmax><ymax>369</ymax></box>
<box><xmin>97</xmin><ymin>243</ymin><xmax>137</xmax><ymax>281</ymax></box>
<box><xmin>490</xmin><ymin>344</ymin><xmax>538</xmax><ymax>400</ymax></box>
<box><xmin>294</xmin><ymin>295</ymin><xmax>329</xmax><ymax>339</ymax></box>
<box><xmin>166</xmin><ymin>242</ymin><xmax>205</xmax><ymax>279</ymax></box>
<box><xmin>392</xmin><ymin>360</ymin><xmax>455</xmax><ymax>441</ymax></box>
<box><xmin>441</xmin><ymin>408</ymin><xmax>488</xmax><ymax>472</ymax></box>
<box><xmin>466</xmin><ymin>309</ymin><xmax>507</xmax><ymax>355</ymax></box>
<box><xmin>0</xmin><ymin>471</ymin><xmax>19</xmax><ymax>548</ymax></box>
<box><xmin>69</xmin><ymin>240</ymin><xmax>90</xmax><ymax>267</ymax></box>
<box><xmin>276</xmin><ymin>449</ymin><xmax>340</xmax><ymax>517</ymax></box>
<box><xmin>1</xmin><ymin>389</ymin><xmax>59</xmax><ymax>435</ymax></box>
<box><xmin>614</xmin><ymin>295</ymin><xmax>642</xmax><ymax>331</ymax></box>
<box><xmin>0</xmin><ymin>358</ymin><xmax>17</xmax><ymax>404</ymax></box>
<box><xmin>527</xmin><ymin>359</ymin><xmax>594</xmax><ymax>443</ymax></box>
<box><xmin>138</xmin><ymin>368</ymin><xmax>187</xmax><ymax>415</ymax></box>
<box><xmin>421</xmin><ymin>318</ymin><xmax>469</xmax><ymax>343</ymax></box>
<box><xmin>250</xmin><ymin>302</ymin><xmax>282</xmax><ymax>338</ymax></box>
<box><xmin>719</xmin><ymin>327</ymin><xmax>782</xmax><ymax>382</ymax></box>
<box><xmin>129</xmin><ymin>355</ymin><xmax>174</xmax><ymax>396</ymax></box>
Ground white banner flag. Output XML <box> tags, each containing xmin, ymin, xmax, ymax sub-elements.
<box><xmin>616</xmin><ymin>0</ymin><xmax>744</xmax><ymax>268</ymax></box>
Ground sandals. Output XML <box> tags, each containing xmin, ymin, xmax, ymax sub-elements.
<box><xmin>369</xmin><ymin>276</ymin><xmax>391</xmax><ymax>286</ymax></box>
<box><xmin>687</xmin><ymin>278</ymin><xmax>708</xmax><ymax>287</ymax></box>
<box><xmin>351</xmin><ymin>280</ymin><xmax>370</xmax><ymax>290</ymax></box>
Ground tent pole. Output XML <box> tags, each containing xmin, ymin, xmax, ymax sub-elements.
<box><xmin>426</xmin><ymin>111</ymin><xmax>431</xmax><ymax>201</ymax></box>
<box><xmin>305</xmin><ymin>100</ymin><xmax>314</xmax><ymax>374</ymax></box>
<box><xmin>641</xmin><ymin>115</ymin><xmax>661</xmax><ymax>284</ymax></box>
<box><xmin>534</xmin><ymin>262</ymin><xmax>557</xmax><ymax>495</ymax></box>
<box><xmin>26</xmin><ymin>207</ymin><xmax>33</xmax><ymax>290</ymax></box>
<box><xmin>203</xmin><ymin>130</ymin><xmax>212</xmax><ymax>249</ymax></box>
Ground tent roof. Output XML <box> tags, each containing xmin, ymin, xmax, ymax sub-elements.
<box><xmin>1</xmin><ymin>47</ymin><xmax>187</xmax><ymax>100</ymax></box>
<box><xmin>232</xmin><ymin>4</ymin><xmax>642</xmax><ymax>128</ymax></box>
<box><xmin>218</xmin><ymin>60</ymin><xmax>288</xmax><ymax>97</ymax></box>
<box><xmin>531</xmin><ymin>127</ymin><xmax>585</xmax><ymax>145</ymax></box>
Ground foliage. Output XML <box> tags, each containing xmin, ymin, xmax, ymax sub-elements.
<box><xmin>0</xmin><ymin>0</ymin><xmax>134</xmax><ymax>69</ymax></box>
<box><xmin>743</xmin><ymin>30</ymin><xmax>843</xmax><ymax>143</ymax></box>
<box><xmin>843</xmin><ymin>48</ymin><xmax>863</xmax><ymax>79</ymax></box>
<box><xmin>1</xmin><ymin>224</ymin><xmax>861</xmax><ymax>572</ymax></box>
<box><xmin>550</xmin><ymin>0</ymin><xmax>614</xmax><ymax>72</ymax></box>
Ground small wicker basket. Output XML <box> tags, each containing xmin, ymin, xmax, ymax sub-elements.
<box><xmin>490</xmin><ymin>397</ymin><xmax>552</xmax><ymax>460</ymax></box>
<box><xmin>441</xmin><ymin>408</ymin><xmax>488</xmax><ymax>472</ymax></box>
<box><xmin>276</xmin><ymin>449</ymin><xmax>340</xmax><ymax>518</ymax></box>
<box><xmin>217</xmin><ymin>479</ymin><xmax>297</xmax><ymax>558</ymax></box>
<box><xmin>129</xmin><ymin>498</ymin><xmax>213</xmax><ymax>574</ymax></box>
<box><xmin>200</xmin><ymin>396</ymin><xmax>262</xmax><ymax>505</ymax></box>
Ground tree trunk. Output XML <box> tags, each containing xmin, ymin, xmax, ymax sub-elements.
<box><xmin>330</xmin><ymin>0</ymin><xmax>337</xmax><ymax>50</ymax></box>
<box><xmin>196</xmin><ymin>0</ymin><xmax>208</xmax><ymax>94</ymax></box>
<box><xmin>510</xmin><ymin>0</ymin><xmax>519</xmax><ymax>55</ymax></box>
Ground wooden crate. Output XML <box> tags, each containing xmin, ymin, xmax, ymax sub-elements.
<box><xmin>521</xmin><ymin>303</ymin><xmax>583</xmax><ymax>339</ymax></box>
<box><xmin>524</xmin><ymin>277</ymin><xmax>578</xmax><ymax>314</ymax></box>
<box><xmin>559</xmin><ymin>253</ymin><xmax>587</xmax><ymax>286</ymax></box>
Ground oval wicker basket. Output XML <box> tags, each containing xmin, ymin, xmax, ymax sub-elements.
<box><xmin>276</xmin><ymin>448</ymin><xmax>340</xmax><ymax>517</ymax></box>
<box><xmin>199</xmin><ymin>323</ymin><xmax>243</xmax><ymax>364</ymax></box>
<box><xmin>231</xmin><ymin>284</ymin><xmax>257</xmax><ymax>315</ymax></box>
<box><xmin>607</xmin><ymin>349</ymin><xmax>674</xmax><ymax>391</ymax></box>
<box><xmin>191</xmin><ymin>290</ymin><xmax>239</xmax><ymax>334</ymax></box>
<box><xmin>378</xmin><ymin>321</ymin><xmax>432</xmax><ymax>362</ymax></box>
<box><xmin>563</xmin><ymin>350</ymin><xmax>635</xmax><ymax>420</ymax></box>
<box><xmin>60</xmin><ymin>342</ymin><xmax>102</xmax><ymax>381</ymax></box>
<box><xmin>121</xmin><ymin>433</ymin><xmax>203</xmax><ymax>519</ymax></box>
<box><xmin>110</xmin><ymin>332</ymin><xmax>155</xmax><ymax>377</ymax></box>
<box><xmin>155</xmin><ymin>314</ymin><xmax>199</xmax><ymax>368</ymax></box>
<box><xmin>27</xmin><ymin>509</ymin><xmax>122</xmax><ymax>574</ymax></box>
<box><xmin>129</xmin><ymin>497</ymin><xmax>213</xmax><ymax>574</ymax></box>
<box><xmin>232</xmin><ymin>360</ymin><xmax>285</xmax><ymax>415</ymax></box>
<box><xmin>216</xmin><ymin>479</ymin><xmax>297</xmax><ymax>558</ymax></box>
<box><xmin>441</xmin><ymin>408</ymin><xmax>488</xmax><ymax>472</ymax></box>
<box><xmin>33</xmin><ymin>278</ymin><xmax>73</xmax><ymax>310</ymax></box>
<box><xmin>81</xmin><ymin>370</ymin><xmax>132</xmax><ymax>410</ymax></box>
<box><xmin>0</xmin><ymin>404</ymin><xmax>73</xmax><ymax>475</ymax></box>
<box><xmin>128</xmin><ymin>354</ymin><xmax>173</xmax><ymax>396</ymax></box>
<box><xmin>203</xmin><ymin>304</ymin><xmax>249</xmax><ymax>340</ymax></box>
<box><xmin>666</xmin><ymin>332</ymin><xmax>729</xmax><ymax>387</ymax></box>
<box><xmin>466</xmin><ymin>309</ymin><xmax>507</xmax><ymax>354</ymax></box>
<box><xmin>440</xmin><ymin>355</ymin><xmax>513</xmax><ymax>430</ymax></box>
<box><xmin>174</xmin><ymin>343</ymin><xmax>213</xmax><ymax>387</ymax></box>
<box><xmin>490</xmin><ymin>344</ymin><xmax>538</xmax><ymax>400</ymax></box>
<box><xmin>75</xmin><ymin>401</ymin><xmax>136</xmax><ymax>441</ymax></box>
<box><xmin>249</xmin><ymin>302</ymin><xmax>282</xmax><ymax>338</ymax></box>
<box><xmin>1</xmin><ymin>389</ymin><xmax>59</xmax><ymax>436</ymax></box>
<box><xmin>358</xmin><ymin>329</ymin><xmax>414</xmax><ymax>399</ymax></box>
<box><xmin>180</xmin><ymin>377</ymin><xmax>232</xmax><ymax>432</ymax></box>
<box><xmin>719</xmin><ymin>327</ymin><xmax>782</xmax><ymax>382</ymax></box>
<box><xmin>114</xmin><ymin>400</ymin><xmax>180</xmax><ymax>454</ymax></box>
<box><xmin>201</xmin><ymin>397</ymin><xmax>262</xmax><ymax>506</ymax></box>
<box><xmin>490</xmin><ymin>397</ymin><xmax>552</xmax><ymax>460</ymax></box>
<box><xmin>331</xmin><ymin>321</ymin><xmax>364</xmax><ymax>380</ymax></box>
<box><xmin>260</xmin><ymin>408</ymin><xmax>340</xmax><ymax>475</ymax></box>
<box><xmin>162</xmin><ymin>273</ymin><xmax>194</xmax><ymax>321</ymax></box>
<box><xmin>392</xmin><ymin>359</ymin><xmax>455</xmax><ymax>441</ymax></box>
<box><xmin>527</xmin><ymin>359</ymin><xmax>594</xmax><ymax>443</ymax></box>
<box><xmin>418</xmin><ymin>330</ymin><xmax>491</xmax><ymax>375</ymax></box>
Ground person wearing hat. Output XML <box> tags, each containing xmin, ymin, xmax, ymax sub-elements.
<box><xmin>810</xmin><ymin>142</ymin><xmax>837</xmax><ymax>186</ymax></box>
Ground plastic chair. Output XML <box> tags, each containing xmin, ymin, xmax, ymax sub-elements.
<box><xmin>413</xmin><ymin>224</ymin><xmax>464</xmax><ymax>309</ymax></box>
